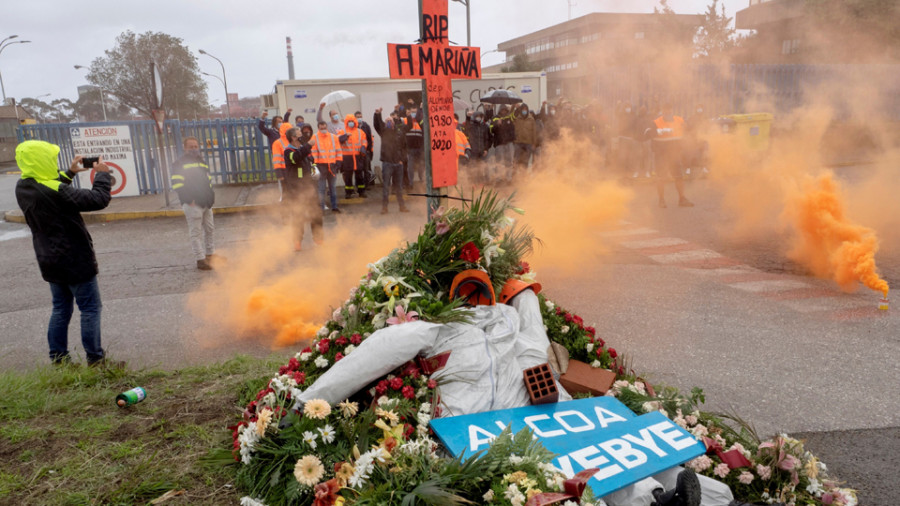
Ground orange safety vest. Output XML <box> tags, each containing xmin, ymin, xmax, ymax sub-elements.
<box><xmin>455</xmin><ymin>129</ymin><xmax>470</xmax><ymax>157</ymax></box>
<box><xmin>653</xmin><ymin>116</ymin><xmax>685</xmax><ymax>140</ymax></box>
<box><xmin>341</xmin><ymin>129</ymin><xmax>368</xmax><ymax>171</ymax></box>
<box><xmin>406</xmin><ymin>117</ymin><xmax>422</xmax><ymax>131</ymax></box>
<box><xmin>272</xmin><ymin>139</ymin><xmax>289</xmax><ymax>169</ymax></box>
<box><xmin>312</xmin><ymin>132</ymin><xmax>342</xmax><ymax>165</ymax></box>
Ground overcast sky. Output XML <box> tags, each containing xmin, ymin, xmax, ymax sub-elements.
<box><xmin>2</xmin><ymin>0</ymin><xmax>746</xmax><ymax>106</ymax></box>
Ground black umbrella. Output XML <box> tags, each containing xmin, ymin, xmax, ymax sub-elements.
<box><xmin>478</xmin><ymin>89</ymin><xmax>523</xmax><ymax>105</ymax></box>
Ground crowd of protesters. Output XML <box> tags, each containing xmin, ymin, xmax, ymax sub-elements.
<box><xmin>255</xmin><ymin>96</ymin><xmax>713</xmax><ymax>249</ymax></box>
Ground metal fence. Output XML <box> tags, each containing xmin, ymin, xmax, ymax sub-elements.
<box><xmin>592</xmin><ymin>63</ymin><xmax>900</xmax><ymax>120</ymax></box>
<box><xmin>17</xmin><ymin>118</ymin><xmax>274</xmax><ymax>194</ymax></box>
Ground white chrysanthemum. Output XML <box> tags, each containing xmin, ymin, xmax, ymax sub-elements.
<box><xmin>302</xmin><ymin>430</ymin><xmax>318</xmax><ymax>450</ymax></box>
<box><xmin>261</xmin><ymin>392</ymin><xmax>277</xmax><ymax>408</ymax></box>
<box><xmin>328</xmin><ymin>330</ymin><xmax>339</xmax><ymax>340</ymax></box>
<box><xmin>298</xmin><ymin>352</ymin><xmax>312</xmax><ymax>362</ymax></box>
<box><xmin>545</xmin><ymin>300</ymin><xmax>555</xmax><ymax>310</ymax></box>
<box><xmin>348</xmin><ymin>448</ymin><xmax>380</xmax><ymax>489</ymax></box>
<box><xmin>508</xmin><ymin>454</ymin><xmax>524</xmax><ymax>465</ymax></box>
<box><xmin>560</xmin><ymin>325</ymin><xmax>570</xmax><ymax>334</ymax></box>
<box><xmin>347</xmin><ymin>303</ymin><xmax>357</xmax><ymax>315</ymax></box>
<box><xmin>344</xmin><ymin>344</ymin><xmax>356</xmax><ymax>355</ymax></box>
<box><xmin>504</xmin><ymin>484</ymin><xmax>525</xmax><ymax>506</ymax></box>
<box><xmin>585</xmin><ymin>342</ymin><xmax>594</xmax><ymax>353</ymax></box>
<box><xmin>238</xmin><ymin>422</ymin><xmax>262</xmax><ymax>464</ymax></box>
<box><xmin>318</xmin><ymin>424</ymin><xmax>336</xmax><ymax>444</ymax></box>
<box><xmin>316</xmin><ymin>326</ymin><xmax>329</xmax><ymax>338</ymax></box>
<box><xmin>483</xmin><ymin>489</ymin><xmax>495</xmax><ymax>502</ymax></box>
<box><xmin>314</xmin><ymin>356</ymin><xmax>329</xmax><ymax>368</ymax></box>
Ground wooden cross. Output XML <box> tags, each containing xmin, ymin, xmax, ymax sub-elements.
<box><xmin>387</xmin><ymin>0</ymin><xmax>481</xmax><ymax>206</ymax></box>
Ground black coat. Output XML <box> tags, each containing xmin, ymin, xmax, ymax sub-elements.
<box><xmin>171</xmin><ymin>152</ymin><xmax>215</xmax><ymax>208</ymax></box>
<box><xmin>463</xmin><ymin>120</ymin><xmax>491</xmax><ymax>156</ymax></box>
<box><xmin>16</xmin><ymin>171</ymin><xmax>111</xmax><ymax>285</ymax></box>
<box><xmin>373</xmin><ymin>112</ymin><xmax>408</xmax><ymax>164</ymax></box>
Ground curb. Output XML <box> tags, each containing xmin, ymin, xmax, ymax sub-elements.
<box><xmin>3</xmin><ymin>196</ymin><xmax>375</xmax><ymax>225</ymax></box>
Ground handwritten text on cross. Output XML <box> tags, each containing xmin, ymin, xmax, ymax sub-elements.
<box><xmin>387</xmin><ymin>0</ymin><xmax>481</xmax><ymax>188</ymax></box>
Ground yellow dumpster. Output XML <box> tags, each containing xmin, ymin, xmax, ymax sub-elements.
<box><xmin>718</xmin><ymin>113</ymin><xmax>773</xmax><ymax>151</ymax></box>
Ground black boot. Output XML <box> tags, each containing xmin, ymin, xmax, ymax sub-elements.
<box><xmin>651</xmin><ymin>469</ymin><xmax>701</xmax><ymax>506</ymax></box>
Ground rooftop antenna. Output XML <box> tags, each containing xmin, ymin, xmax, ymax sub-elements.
<box><xmin>568</xmin><ymin>0</ymin><xmax>577</xmax><ymax>20</ymax></box>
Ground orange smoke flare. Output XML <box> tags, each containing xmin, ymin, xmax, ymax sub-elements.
<box><xmin>787</xmin><ymin>174</ymin><xmax>889</xmax><ymax>297</ymax></box>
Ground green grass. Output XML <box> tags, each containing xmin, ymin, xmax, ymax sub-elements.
<box><xmin>0</xmin><ymin>355</ymin><xmax>284</xmax><ymax>505</ymax></box>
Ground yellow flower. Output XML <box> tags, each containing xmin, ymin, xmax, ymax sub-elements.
<box><xmin>375</xmin><ymin>418</ymin><xmax>406</xmax><ymax>449</ymax></box>
<box><xmin>335</xmin><ymin>462</ymin><xmax>355</xmax><ymax>486</ymax></box>
<box><xmin>804</xmin><ymin>456</ymin><xmax>819</xmax><ymax>480</ymax></box>
<box><xmin>338</xmin><ymin>400</ymin><xmax>359</xmax><ymax>418</ymax></box>
<box><xmin>375</xmin><ymin>408</ymin><xmax>399</xmax><ymax>426</ymax></box>
<box><xmin>293</xmin><ymin>455</ymin><xmax>324</xmax><ymax>487</ymax></box>
<box><xmin>506</xmin><ymin>471</ymin><xmax>528</xmax><ymax>485</ymax></box>
<box><xmin>255</xmin><ymin>408</ymin><xmax>273</xmax><ymax>437</ymax></box>
<box><xmin>304</xmin><ymin>399</ymin><xmax>331</xmax><ymax>420</ymax></box>
<box><xmin>526</xmin><ymin>488</ymin><xmax>543</xmax><ymax>500</ymax></box>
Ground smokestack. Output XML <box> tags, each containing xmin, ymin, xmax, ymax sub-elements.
<box><xmin>286</xmin><ymin>36</ymin><xmax>295</xmax><ymax>80</ymax></box>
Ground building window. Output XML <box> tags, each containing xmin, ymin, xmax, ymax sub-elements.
<box><xmin>635</xmin><ymin>31</ymin><xmax>645</xmax><ymax>39</ymax></box>
<box><xmin>782</xmin><ymin>39</ymin><xmax>800</xmax><ymax>54</ymax></box>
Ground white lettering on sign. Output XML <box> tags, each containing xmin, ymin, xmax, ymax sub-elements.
<box><xmin>554</xmin><ymin>410</ymin><xmax>595</xmax><ymax>433</ymax></box>
<box><xmin>524</xmin><ymin>414</ymin><xmax>566</xmax><ymax>438</ymax></box>
<box><xmin>569</xmin><ymin>446</ymin><xmax>624</xmax><ymax>480</ymax></box>
<box><xmin>598</xmin><ymin>439</ymin><xmax>648</xmax><ymax>469</ymax></box>
<box><xmin>647</xmin><ymin>421</ymin><xmax>697</xmax><ymax>451</ymax></box>
<box><xmin>623</xmin><ymin>428</ymin><xmax>669</xmax><ymax>457</ymax></box>
<box><xmin>468</xmin><ymin>425</ymin><xmax>498</xmax><ymax>452</ymax></box>
<box><xmin>595</xmin><ymin>406</ymin><xmax>629</xmax><ymax>428</ymax></box>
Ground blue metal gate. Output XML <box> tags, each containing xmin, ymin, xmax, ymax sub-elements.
<box><xmin>17</xmin><ymin>118</ymin><xmax>275</xmax><ymax>194</ymax></box>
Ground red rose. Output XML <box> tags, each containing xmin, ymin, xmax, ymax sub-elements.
<box><xmin>335</xmin><ymin>336</ymin><xmax>349</xmax><ymax>346</ymax></box>
<box><xmin>427</xmin><ymin>379</ymin><xmax>437</xmax><ymax>389</ymax></box>
<box><xmin>255</xmin><ymin>387</ymin><xmax>273</xmax><ymax>401</ymax></box>
<box><xmin>402</xmin><ymin>385</ymin><xmax>415</xmax><ymax>399</ymax></box>
<box><xmin>596</xmin><ymin>347</ymin><xmax>604</xmax><ymax>358</ymax></box>
<box><xmin>573</xmin><ymin>315</ymin><xmax>584</xmax><ymax>326</ymax></box>
<box><xmin>278</xmin><ymin>365</ymin><xmax>289</xmax><ymax>375</ymax></box>
<box><xmin>459</xmin><ymin>241</ymin><xmax>481</xmax><ymax>263</ymax></box>
<box><xmin>335</xmin><ymin>352</ymin><xmax>344</xmax><ymax>362</ymax></box>
<box><xmin>317</xmin><ymin>339</ymin><xmax>330</xmax><ymax>354</ymax></box>
<box><xmin>564</xmin><ymin>313</ymin><xmax>573</xmax><ymax>323</ymax></box>
<box><xmin>516</xmin><ymin>261</ymin><xmax>531</xmax><ymax>274</ymax></box>
<box><xmin>585</xmin><ymin>326</ymin><xmax>596</xmax><ymax>337</ymax></box>
<box><xmin>351</xmin><ymin>333</ymin><xmax>362</xmax><ymax>345</ymax></box>
<box><xmin>404</xmin><ymin>423</ymin><xmax>415</xmax><ymax>438</ymax></box>
<box><xmin>294</xmin><ymin>371</ymin><xmax>306</xmax><ymax>385</ymax></box>
<box><xmin>402</xmin><ymin>363</ymin><xmax>421</xmax><ymax>378</ymax></box>
<box><xmin>302</xmin><ymin>346</ymin><xmax>312</xmax><ymax>354</ymax></box>
<box><xmin>390</xmin><ymin>377</ymin><xmax>404</xmax><ymax>390</ymax></box>
<box><xmin>434</xmin><ymin>406</ymin><xmax>442</xmax><ymax>418</ymax></box>
<box><xmin>555</xmin><ymin>307</ymin><xmax>562</xmax><ymax>316</ymax></box>
<box><xmin>608</xmin><ymin>348</ymin><xmax>618</xmax><ymax>358</ymax></box>
<box><xmin>596</xmin><ymin>337</ymin><xmax>605</xmax><ymax>348</ymax></box>
<box><xmin>376</xmin><ymin>380</ymin><xmax>388</xmax><ymax>395</ymax></box>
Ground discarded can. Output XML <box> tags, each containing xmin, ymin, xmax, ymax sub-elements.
<box><xmin>116</xmin><ymin>387</ymin><xmax>147</xmax><ymax>407</ymax></box>
<box><xmin>878</xmin><ymin>297</ymin><xmax>889</xmax><ymax>311</ymax></box>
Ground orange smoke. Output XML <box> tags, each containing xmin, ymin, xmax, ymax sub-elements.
<box><xmin>515</xmin><ymin>129</ymin><xmax>634</xmax><ymax>274</ymax></box>
<box><xmin>187</xmin><ymin>215</ymin><xmax>405</xmax><ymax>349</ymax></box>
<box><xmin>786</xmin><ymin>174</ymin><xmax>889</xmax><ymax>297</ymax></box>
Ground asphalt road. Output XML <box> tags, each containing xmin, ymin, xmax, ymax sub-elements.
<box><xmin>1</xmin><ymin>170</ymin><xmax>897</xmax><ymax>504</ymax></box>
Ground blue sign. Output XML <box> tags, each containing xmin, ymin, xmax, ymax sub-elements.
<box><xmin>430</xmin><ymin>397</ymin><xmax>705</xmax><ymax>498</ymax></box>
<box><xmin>522</xmin><ymin>85</ymin><xmax>533</xmax><ymax>93</ymax></box>
<box><xmin>294</xmin><ymin>90</ymin><xmax>308</xmax><ymax>99</ymax></box>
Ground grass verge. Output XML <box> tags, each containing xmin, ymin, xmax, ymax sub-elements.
<box><xmin>0</xmin><ymin>355</ymin><xmax>282</xmax><ymax>505</ymax></box>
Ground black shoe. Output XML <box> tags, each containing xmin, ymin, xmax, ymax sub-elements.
<box><xmin>331</xmin><ymin>208</ymin><xmax>342</xmax><ymax>214</ymax></box>
<box><xmin>88</xmin><ymin>358</ymin><xmax>127</xmax><ymax>370</ymax></box>
<box><xmin>651</xmin><ymin>469</ymin><xmax>701</xmax><ymax>506</ymax></box>
<box><xmin>197</xmin><ymin>259</ymin><xmax>213</xmax><ymax>270</ymax></box>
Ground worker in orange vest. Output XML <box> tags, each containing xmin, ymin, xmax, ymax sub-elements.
<box><xmin>339</xmin><ymin>114</ymin><xmax>369</xmax><ymax>199</ymax></box>
<box><xmin>454</xmin><ymin>118</ymin><xmax>471</xmax><ymax>176</ymax></box>
<box><xmin>649</xmin><ymin>103</ymin><xmax>693</xmax><ymax>208</ymax></box>
<box><xmin>312</xmin><ymin>121</ymin><xmax>343</xmax><ymax>213</ymax></box>
<box><xmin>272</xmin><ymin>122</ymin><xmax>293</xmax><ymax>205</ymax></box>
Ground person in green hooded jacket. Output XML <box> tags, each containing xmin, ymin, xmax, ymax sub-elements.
<box><xmin>14</xmin><ymin>140</ymin><xmax>113</xmax><ymax>366</ymax></box>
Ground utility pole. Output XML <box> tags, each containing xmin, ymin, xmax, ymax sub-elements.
<box><xmin>450</xmin><ymin>0</ymin><xmax>471</xmax><ymax>46</ymax></box>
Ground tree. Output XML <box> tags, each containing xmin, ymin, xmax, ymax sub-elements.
<box><xmin>501</xmin><ymin>54</ymin><xmax>543</xmax><ymax>73</ymax></box>
<box><xmin>50</xmin><ymin>98</ymin><xmax>76</xmax><ymax>123</ymax></box>
<box><xmin>694</xmin><ymin>0</ymin><xmax>737</xmax><ymax>60</ymax></box>
<box><xmin>652</xmin><ymin>0</ymin><xmax>700</xmax><ymax>62</ymax></box>
<box><xmin>86</xmin><ymin>31</ymin><xmax>208</xmax><ymax>118</ymax></box>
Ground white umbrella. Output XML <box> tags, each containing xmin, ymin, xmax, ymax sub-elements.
<box><xmin>319</xmin><ymin>90</ymin><xmax>357</xmax><ymax>117</ymax></box>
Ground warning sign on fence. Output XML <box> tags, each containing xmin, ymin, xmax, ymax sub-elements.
<box><xmin>70</xmin><ymin>125</ymin><xmax>140</xmax><ymax>197</ymax></box>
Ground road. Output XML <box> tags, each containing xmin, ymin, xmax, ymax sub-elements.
<box><xmin>1</xmin><ymin>170</ymin><xmax>897</xmax><ymax>504</ymax></box>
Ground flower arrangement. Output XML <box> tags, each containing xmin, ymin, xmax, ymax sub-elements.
<box><xmin>229</xmin><ymin>189</ymin><xmax>854</xmax><ymax>506</ymax></box>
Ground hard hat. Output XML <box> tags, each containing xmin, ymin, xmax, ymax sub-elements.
<box><xmin>449</xmin><ymin>269</ymin><xmax>496</xmax><ymax>307</ymax></box>
<box><xmin>498</xmin><ymin>278</ymin><xmax>542</xmax><ymax>305</ymax></box>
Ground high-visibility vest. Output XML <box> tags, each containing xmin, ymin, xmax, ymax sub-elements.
<box><xmin>455</xmin><ymin>129</ymin><xmax>470</xmax><ymax>157</ymax></box>
<box><xmin>272</xmin><ymin>139</ymin><xmax>288</xmax><ymax>169</ymax></box>
<box><xmin>312</xmin><ymin>132</ymin><xmax>341</xmax><ymax>165</ymax></box>
<box><xmin>653</xmin><ymin>116</ymin><xmax>685</xmax><ymax>140</ymax></box>
<box><xmin>341</xmin><ymin>129</ymin><xmax>367</xmax><ymax>157</ymax></box>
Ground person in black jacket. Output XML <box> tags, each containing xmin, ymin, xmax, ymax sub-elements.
<box><xmin>373</xmin><ymin>108</ymin><xmax>409</xmax><ymax>214</ymax></box>
<box><xmin>171</xmin><ymin>136</ymin><xmax>220</xmax><ymax>270</ymax></box>
<box><xmin>257</xmin><ymin>108</ymin><xmax>292</xmax><ymax>147</ymax></box>
<box><xmin>280</xmin><ymin>125</ymin><xmax>324</xmax><ymax>251</ymax></box>
<box><xmin>463</xmin><ymin>111</ymin><xmax>492</xmax><ymax>183</ymax></box>
<box><xmin>14</xmin><ymin>140</ymin><xmax>112</xmax><ymax>366</ymax></box>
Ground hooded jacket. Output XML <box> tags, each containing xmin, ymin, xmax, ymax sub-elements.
<box><xmin>171</xmin><ymin>148</ymin><xmax>215</xmax><ymax>208</ymax></box>
<box><xmin>339</xmin><ymin>114</ymin><xmax>368</xmax><ymax>171</ymax></box>
<box><xmin>14</xmin><ymin>140</ymin><xmax>111</xmax><ymax>285</ymax></box>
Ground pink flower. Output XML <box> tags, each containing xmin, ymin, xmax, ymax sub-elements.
<box><xmin>435</xmin><ymin>221</ymin><xmax>450</xmax><ymax>235</ymax></box>
<box><xmin>390</xmin><ymin>377</ymin><xmax>404</xmax><ymax>390</ymax></box>
<box><xmin>402</xmin><ymin>385</ymin><xmax>415</xmax><ymax>399</ymax></box>
<box><xmin>317</xmin><ymin>339</ymin><xmax>330</xmax><ymax>354</ymax></box>
<box><xmin>334</xmin><ymin>352</ymin><xmax>344</xmax><ymax>362</ymax></box>
<box><xmin>756</xmin><ymin>464</ymin><xmax>771</xmax><ymax>480</ymax></box>
<box><xmin>713</xmin><ymin>463</ymin><xmax>730</xmax><ymax>478</ymax></box>
<box><xmin>738</xmin><ymin>471</ymin><xmax>754</xmax><ymax>485</ymax></box>
<box><xmin>821</xmin><ymin>492</ymin><xmax>834</xmax><ymax>504</ymax></box>
<box><xmin>386</xmin><ymin>305</ymin><xmax>419</xmax><ymax>325</ymax></box>
<box><xmin>427</xmin><ymin>379</ymin><xmax>437</xmax><ymax>389</ymax></box>
<box><xmin>778</xmin><ymin>453</ymin><xmax>800</xmax><ymax>471</ymax></box>
<box><xmin>431</xmin><ymin>206</ymin><xmax>447</xmax><ymax>222</ymax></box>
<box><xmin>686</xmin><ymin>455</ymin><xmax>712</xmax><ymax>472</ymax></box>
<box><xmin>351</xmin><ymin>333</ymin><xmax>362</xmax><ymax>345</ymax></box>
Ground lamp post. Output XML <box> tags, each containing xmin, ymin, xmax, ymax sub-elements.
<box><xmin>0</xmin><ymin>36</ymin><xmax>32</xmax><ymax>103</ymax></box>
<box><xmin>450</xmin><ymin>0</ymin><xmax>471</xmax><ymax>46</ymax></box>
<box><xmin>33</xmin><ymin>93</ymin><xmax>50</xmax><ymax>122</ymax></box>
<box><xmin>74</xmin><ymin>65</ymin><xmax>107</xmax><ymax>121</ymax></box>
<box><xmin>198</xmin><ymin>49</ymin><xmax>231</xmax><ymax>118</ymax></box>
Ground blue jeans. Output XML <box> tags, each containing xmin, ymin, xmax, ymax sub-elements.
<box><xmin>48</xmin><ymin>276</ymin><xmax>104</xmax><ymax>364</ymax></box>
<box><xmin>317</xmin><ymin>164</ymin><xmax>339</xmax><ymax>210</ymax></box>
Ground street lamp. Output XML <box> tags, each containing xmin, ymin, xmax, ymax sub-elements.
<box><xmin>74</xmin><ymin>65</ymin><xmax>108</xmax><ymax>121</ymax></box>
<box><xmin>198</xmin><ymin>49</ymin><xmax>231</xmax><ymax>118</ymax></box>
<box><xmin>450</xmin><ymin>0</ymin><xmax>471</xmax><ymax>47</ymax></box>
<box><xmin>0</xmin><ymin>35</ymin><xmax>32</xmax><ymax>103</ymax></box>
<box><xmin>32</xmin><ymin>93</ymin><xmax>50</xmax><ymax>122</ymax></box>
